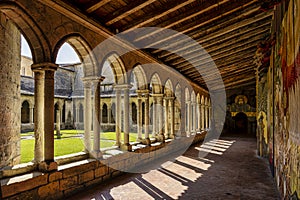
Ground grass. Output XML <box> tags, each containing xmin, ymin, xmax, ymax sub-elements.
<box><xmin>20</xmin><ymin>129</ymin><xmax>142</xmax><ymax>163</ymax></box>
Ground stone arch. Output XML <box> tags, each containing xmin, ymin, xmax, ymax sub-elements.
<box><xmin>130</xmin><ymin>64</ymin><xmax>147</xmax><ymax>90</ymax></box>
<box><xmin>196</xmin><ymin>93</ymin><xmax>201</xmax><ymax>104</ymax></box>
<box><xmin>201</xmin><ymin>95</ymin><xmax>205</xmax><ymax>104</ymax></box>
<box><xmin>101</xmin><ymin>52</ymin><xmax>127</xmax><ymax>84</ymax></box>
<box><xmin>185</xmin><ymin>87</ymin><xmax>190</xmax><ymax>101</ymax></box>
<box><xmin>150</xmin><ymin>73</ymin><xmax>162</xmax><ymax>94</ymax></box>
<box><xmin>53</xmin><ymin>34</ymin><xmax>97</xmax><ymax>76</ymax></box>
<box><xmin>164</xmin><ymin>79</ymin><xmax>174</xmax><ymax>97</ymax></box>
<box><xmin>0</xmin><ymin>2</ymin><xmax>51</xmax><ymax>63</ymax></box>
<box><xmin>21</xmin><ymin>100</ymin><xmax>30</xmax><ymax>123</ymax></box>
<box><xmin>191</xmin><ymin>91</ymin><xmax>196</xmax><ymax>103</ymax></box>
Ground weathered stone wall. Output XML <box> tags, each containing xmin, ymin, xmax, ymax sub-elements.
<box><xmin>0</xmin><ymin>13</ymin><xmax>21</xmax><ymax>168</ymax></box>
<box><xmin>1</xmin><ymin>132</ymin><xmax>206</xmax><ymax>199</ymax></box>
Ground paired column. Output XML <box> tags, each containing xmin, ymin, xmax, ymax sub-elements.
<box><xmin>114</xmin><ymin>84</ymin><xmax>132</xmax><ymax>150</ymax></box>
<box><xmin>56</xmin><ymin>104</ymin><xmax>62</xmax><ymax>139</ymax></box>
<box><xmin>169</xmin><ymin>97</ymin><xmax>175</xmax><ymax>139</ymax></box>
<box><xmin>137</xmin><ymin>93</ymin><xmax>143</xmax><ymax>141</ymax></box>
<box><xmin>192</xmin><ymin>102</ymin><xmax>196</xmax><ymax>134</ymax></box>
<box><xmin>154</xmin><ymin>94</ymin><xmax>165</xmax><ymax>142</ymax></box>
<box><xmin>164</xmin><ymin>98</ymin><xmax>169</xmax><ymax>138</ymax></box>
<box><xmin>82</xmin><ymin>78</ymin><xmax>92</xmax><ymax>152</ymax></box>
<box><xmin>93</xmin><ymin>77</ymin><xmax>104</xmax><ymax>157</ymax></box>
<box><xmin>32</xmin><ymin>63</ymin><xmax>58</xmax><ymax>171</ymax></box>
<box><xmin>201</xmin><ymin>104</ymin><xmax>205</xmax><ymax>130</ymax></box>
<box><xmin>205</xmin><ymin>105</ymin><xmax>208</xmax><ymax>130</ymax></box>
<box><xmin>152</xmin><ymin>96</ymin><xmax>157</xmax><ymax>138</ymax></box>
<box><xmin>186</xmin><ymin>101</ymin><xmax>191</xmax><ymax>136</ymax></box>
<box><xmin>136</xmin><ymin>90</ymin><xmax>150</xmax><ymax>145</ymax></box>
<box><xmin>197</xmin><ymin>103</ymin><xmax>201</xmax><ymax>131</ymax></box>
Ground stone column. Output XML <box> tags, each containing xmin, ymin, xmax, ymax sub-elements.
<box><xmin>32</xmin><ymin>63</ymin><xmax>58</xmax><ymax>171</ymax></box>
<box><xmin>192</xmin><ymin>102</ymin><xmax>196</xmax><ymax>133</ymax></box>
<box><xmin>205</xmin><ymin>105</ymin><xmax>208</xmax><ymax>130</ymax></box>
<box><xmin>29</xmin><ymin>106</ymin><xmax>34</xmax><ymax>124</ymax></box>
<box><xmin>137</xmin><ymin>93</ymin><xmax>143</xmax><ymax>141</ymax></box>
<box><xmin>169</xmin><ymin>97</ymin><xmax>175</xmax><ymax>139</ymax></box>
<box><xmin>152</xmin><ymin>96</ymin><xmax>157</xmax><ymax>137</ymax></box>
<box><xmin>93</xmin><ymin>77</ymin><xmax>104</xmax><ymax>157</ymax></box>
<box><xmin>108</xmin><ymin>107</ymin><xmax>111</xmax><ymax>124</ymax></box>
<box><xmin>201</xmin><ymin>104</ymin><xmax>205</xmax><ymax>130</ymax></box>
<box><xmin>117</xmin><ymin>84</ymin><xmax>132</xmax><ymax>151</ymax></box>
<box><xmin>115</xmin><ymin>89</ymin><xmax>122</xmax><ymax>147</ymax></box>
<box><xmin>164</xmin><ymin>97</ymin><xmax>169</xmax><ymax>138</ymax></box>
<box><xmin>157</xmin><ymin>95</ymin><xmax>165</xmax><ymax>142</ymax></box>
<box><xmin>76</xmin><ymin>107</ymin><xmax>79</xmax><ymax>125</ymax></box>
<box><xmin>209</xmin><ymin>105</ymin><xmax>212</xmax><ymax>129</ymax></box>
<box><xmin>0</xmin><ymin>16</ymin><xmax>21</xmax><ymax>167</ymax></box>
<box><xmin>144</xmin><ymin>92</ymin><xmax>150</xmax><ymax>144</ymax></box>
<box><xmin>56</xmin><ymin>105</ymin><xmax>61</xmax><ymax>139</ymax></box>
<box><xmin>82</xmin><ymin>78</ymin><xmax>92</xmax><ymax>152</ymax></box>
<box><xmin>197</xmin><ymin>103</ymin><xmax>201</xmax><ymax>131</ymax></box>
<box><xmin>186</xmin><ymin>101</ymin><xmax>191</xmax><ymax>135</ymax></box>
<box><xmin>31</xmin><ymin>69</ymin><xmax>44</xmax><ymax>163</ymax></box>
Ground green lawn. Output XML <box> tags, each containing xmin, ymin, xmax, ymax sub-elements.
<box><xmin>20</xmin><ymin>130</ymin><xmax>141</xmax><ymax>163</ymax></box>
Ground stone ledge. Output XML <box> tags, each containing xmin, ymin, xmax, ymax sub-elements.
<box><xmin>0</xmin><ymin>162</ymin><xmax>37</xmax><ymax>179</ymax></box>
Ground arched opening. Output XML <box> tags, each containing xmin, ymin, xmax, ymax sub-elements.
<box><xmin>131</xmin><ymin>102</ymin><xmax>137</xmax><ymax>124</ymax></box>
<box><xmin>234</xmin><ymin>112</ymin><xmax>248</xmax><ymax>134</ymax></box>
<box><xmin>175</xmin><ymin>84</ymin><xmax>182</xmax><ymax>135</ymax></box>
<box><xmin>102</xmin><ymin>103</ymin><xmax>108</xmax><ymax>123</ymax></box>
<box><xmin>21</xmin><ymin>101</ymin><xmax>30</xmax><ymax>123</ymax></box>
<box><xmin>79</xmin><ymin>103</ymin><xmax>84</xmax><ymax>123</ymax></box>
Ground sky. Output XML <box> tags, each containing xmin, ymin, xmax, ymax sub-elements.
<box><xmin>21</xmin><ymin>35</ymin><xmax>81</xmax><ymax>64</ymax></box>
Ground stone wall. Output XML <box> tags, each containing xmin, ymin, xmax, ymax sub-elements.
<box><xmin>1</xmin><ymin>132</ymin><xmax>206</xmax><ymax>199</ymax></box>
<box><xmin>0</xmin><ymin>13</ymin><xmax>21</xmax><ymax>168</ymax></box>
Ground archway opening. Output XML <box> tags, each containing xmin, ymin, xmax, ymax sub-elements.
<box><xmin>234</xmin><ymin>112</ymin><xmax>248</xmax><ymax>134</ymax></box>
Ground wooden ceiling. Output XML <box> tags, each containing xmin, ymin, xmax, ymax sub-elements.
<box><xmin>61</xmin><ymin>0</ymin><xmax>273</xmax><ymax>90</ymax></box>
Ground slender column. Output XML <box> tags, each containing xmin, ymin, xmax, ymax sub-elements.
<box><xmin>29</xmin><ymin>106</ymin><xmax>34</xmax><ymax>124</ymax></box>
<box><xmin>121</xmin><ymin>85</ymin><xmax>132</xmax><ymax>150</ymax></box>
<box><xmin>115</xmin><ymin>89</ymin><xmax>122</xmax><ymax>146</ymax></box>
<box><xmin>76</xmin><ymin>107</ymin><xmax>79</xmax><ymax>124</ymax></box>
<box><xmin>192</xmin><ymin>102</ymin><xmax>196</xmax><ymax>133</ymax></box>
<box><xmin>164</xmin><ymin>98</ymin><xmax>169</xmax><ymax>138</ymax></box>
<box><xmin>186</xmin><ymin>101</ymin><xmax>191</xmax><ymax>135</ymax></box>
<box><xmin>205</xmin><ymin>105</ymin><xmax>208</xmax><ymax>129</ymax></box>
<box><xmin>157</xmin><ymin>95</ymin><xmax>165</xmax><ymax>142</ymax></box>
<box><xmin>137</xmin><ymin>94</ymin><xmax>143</xmax><ymax>141</ymax></box>
<box><xmin>56</xmin><ymin>105</ymin><xmax>61</xmax><ymax>139</ymax></box>
<box><xmin>169</xmin><ymin>97</ymin><xmax>175</xmax><ymax>139</ymax></box>
<box><xmin>32</xmin><ymin>63</ymin><xmax>58</xmax><ymax>171</ymax></box>
<box><xmin>108</xmin><ymin>107</ymin><xmax>111</xmax><ymax>124</ymax></box>
<box><xmin>144</xmin><ymin>93</ymin><xmax>150</xmax><ymax>140</ymax></box>
<box><xmin>82</xmin><ymin>79</ymin><xmax>92</xmax><ymax>152</ymax></box>
<box><xmin>152</xmin><ymin>97</ymin><xmax>157</xmax><ymax>137</ymax></box>
<box><xmin>201</xmin><ymin>104</ymin><xmax>205</xmax><ymax>130</ymax></box>
<box><xmin>32</xmin><ymin>69</ymin><xmax>44</xmax><ymax>163</ymax></box>
<box><xmin>93</xmin><ymin>77</ymin><xmax>104</xmax><ymax>156</ymax></box>
<box><xmin>197</xmin><ymin>103</ymin><xmax>201</xmax><ymax>131</ymax></box>
<box><xmin>209</xmin><ymin>105</ymin><xmax>212</xmax><ymax>129</ymax></box>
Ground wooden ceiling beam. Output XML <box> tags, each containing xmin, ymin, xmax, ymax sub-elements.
<box><xmin>105</xmin><ymin>0</ymin><xmax>157</xmax><ymax>26</ymax></box>
<box><xmin>86</xmin><ymin>0</ymin><xmax>112</xmax><ymax>13</ymax></box>
<box><xmin>155</xmin><ymin>13</ymin><xmax>271</xmax><ymax>58</ymax></box>
<box><xmin>164</xmin><ymin>24</ymin><xmax>269</xmax><ymax>62</ymax></box>
<box><xmin>143</xmin><ymin>1</ymin><xmax>262</xmax><ymax>48</ymax></box>
<box><xmin>123</xmin><ymin>0</ymin><xmax>198</xmax><ymax>32</ymax></box>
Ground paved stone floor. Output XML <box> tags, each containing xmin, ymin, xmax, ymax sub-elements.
<box><xmin>67</xmin><ymin>137</ymin><xmax>280</xmax><ymax>200</ymax></box>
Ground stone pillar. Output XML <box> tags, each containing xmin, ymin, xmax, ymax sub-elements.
<box><xmin>108</xmin><ymin>107</ymin><xmax>111</xmax><ymax>124</ymax></box>
<box><xmin>32</xmin><ymin>70</ymin><xmax>44</xmax><ymax>163</ymax></box>
<box><xmin>56</xmin><ymin>105</ymin><xmax>61</xmax><ymax>139</ymax></box>
<box><xmin>76</xmin><ymin>107</ymin><xmax>79</xmax><ymax>124</ymax></box>
<box><xmin>93</xmin><ymin>77</ymin><xmax>104</xmax><ymax>157</ymax></box>
<box><xmin>137</xmin><ymin>94</ymin><xmax>143</xmax><ymax>141</ymax></box>
<box><xmin>157</xmin><ymin>95</ymin><xmax>165</xmax><ymax>142</ymax></box>
<box><xmin>201</xmin><ymin>104</ymin><xmax>205</xmax><ymax>130</ymax></box>
<box><xmin>0</xmin><ymin>15</ymin><xmax>21</xmax><ymax>167</ymax></box>
<box><xmin>205</xmin><ymin>105</ymin><xmax>208</xmax><ymax>130</ymax></box>
<box><xmin>164</xmin><ymin>98</ymin><xmax>169</xmax><ymax>138</ymax></box>
<box><xmin>186</xmin><ymin>101</ymin><xmax>191</xmax><ymax>135</ymax></box>
<box><xmin>118</xmin><ymin>84</ymin><xmax>132</xmax><ymax>151</ymax></box>
<box><xmin>209</xmin><ymin>105</ymin><xmax>212</xmax><ymax>129</ymax></box>
<box><xmin>169</xmin><ymin>97</ymin><xmax>175</xmax><ymax>139</ymax></box>
<box><xmin>192</xmin><ymin>102</ymin><xmax>196</xmax><ymax>133</ymax></box>
<box><xmin>144</xmin><ymin>92</ymin><xmax>150</xmax><ymax>143</ymax></box>
<box><xmin>115</xmin><ymin>89</ymin><xmax>122</xmax><ymax>147</ymax></box>
<box><xmin>82</xmin><ymin>78</ymin><xmax>92</xmax><ymax>152</ymax></box>
<box><xmin>197</xmin><ymin>103</ymin><xmax>201</xmax><ymax>131</ymax></box>
<box><xmin>32</xmin><ymin>63</ymin><xmax>58</xmax><ymax>171</ymax></box>
<box><xmin>29</xmin><ymin>106</ymin><xmax>34</xmax><ymax>124</ymax></box>
<box><xmin>152</xmin><ymin>97</ymin><xmax>157</xmax><ymax>137</ymax></box>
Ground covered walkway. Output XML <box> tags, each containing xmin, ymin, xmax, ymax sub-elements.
<box><xmin>68</xmin><ymin>137</ymin><xmax>280</xmax><ymax>200</ymax></box>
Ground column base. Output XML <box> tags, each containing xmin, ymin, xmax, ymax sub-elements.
<box><xmin>141</xmin><ymin>138</ymin><xmax>151</xmax><ymax>146</ymax></box>
<box><xmin>155</xmin><ymin>134</ymin><xmax>165</xmax><ymax>143</ymax></box>
<box><xmin>91</xmin><ymin>150</ymin><xmax>103</xmax><ymax>159</ymax></box>
<box><xmin>168</xmin><ymin>134</ymin><xmax>175</xmax><ymax>139</ymax></box>
<box><xmin>120</xmin><ymin>144</ymin><xmax>132</xmax><ymax>151</ymax></box>
<box><xmin>38</xmin><ymin>161</ymin><xmax>58</xmax><ymax>172</ymax></box>
<box><xmin>136</xmin><ymin>138</ymin><xmax>143</xmax><ymax>143</ymax></box>
<box><xmin>114</xmin><ymin>142</ymin><xmax>121</xmax><ymax>147</ymax></box>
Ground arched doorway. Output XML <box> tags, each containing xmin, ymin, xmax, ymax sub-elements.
<box><xmin>234</xmin><ymin>112</ymin><xmax>248</xmax><ymax>134</ymax></box>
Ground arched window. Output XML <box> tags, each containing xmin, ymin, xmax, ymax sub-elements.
<box><xmin>21</xmin><ymin>101</ymin><xmax>30</xmax><ymax>123</ymax></box>
<box><xmin>131</xmin><ymin>102</ymin><xmax>137</xmax><ymax>124</ymax></box>
<box><xmin>79</xmin><ymin>104</ymin><xmax>84</xmax><ymax>123</ymax></box>
<box><xmin>102</xmin><ymin>103</ymin><xmax>108</xmax><ymax>123</ymax></box>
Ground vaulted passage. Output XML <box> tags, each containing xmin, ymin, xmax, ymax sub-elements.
<box><xmin>0</xmin><ymin>0</ymin><xmax>299</xmax><ymax>199</ymax></box>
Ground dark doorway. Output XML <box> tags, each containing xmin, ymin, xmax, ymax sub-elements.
<box><xmin>234</xmin><ymin>112</ymin><xmax>248</xmax><ymax>133</ymax></box>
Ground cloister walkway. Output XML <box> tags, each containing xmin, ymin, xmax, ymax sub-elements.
<box><xmin>67</xmin><ymin>136</ymin><xmax>280</xmax><ymax>200</ymax></box>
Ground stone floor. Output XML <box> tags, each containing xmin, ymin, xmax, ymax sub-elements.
<box><xmin>67</xmin><ymin>137</ymin><xmax>280</xmax><ymax>200</ymax></box>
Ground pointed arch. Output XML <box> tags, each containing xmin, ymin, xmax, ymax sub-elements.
<box><xmin>164</xmin><ymin>79</ymin><xmax>174</xmax><ymax>97</ymax></box>
<box><xmin>185</xmin><ymin>87</ymin><xmax>190</xmax><ymax>101</ymax></box>
<box><xmin>131</xmin><ymin>64</ymin><xmax>147</xmax><ymax>90</ymax></box>
<box><xmin>150</xmin><ymin>73</ymin><xmax>162</xmax><ymax>94</ymax></box>
<box><xmin>191</xmin><ymin>91</ymin><xmax>196</xmax><ymax>103</ymax></box>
